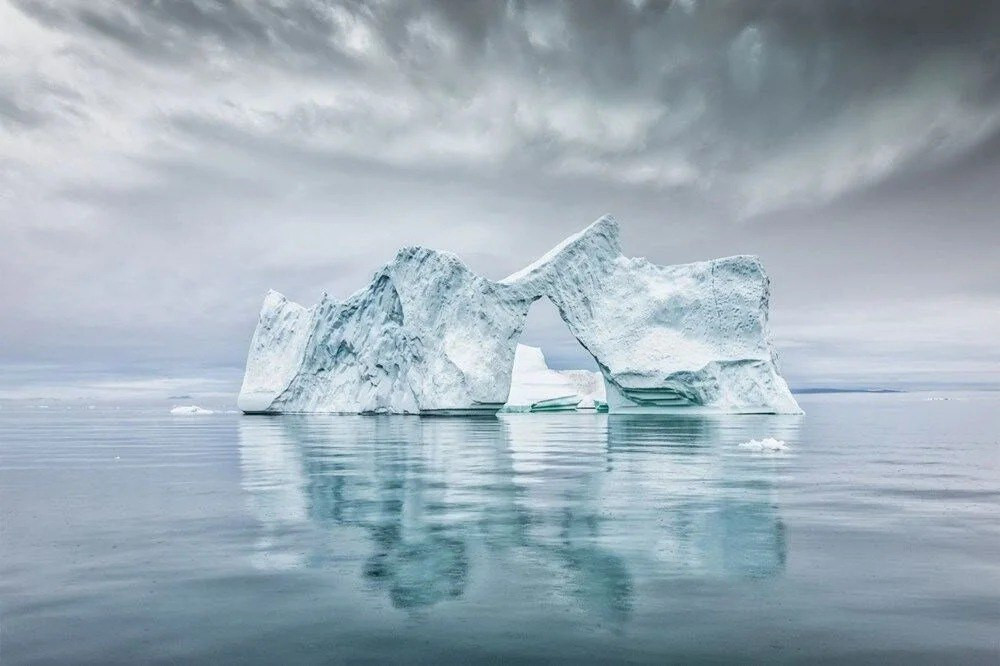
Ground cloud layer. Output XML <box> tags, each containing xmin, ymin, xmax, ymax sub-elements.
<box><xmin>1</xmin><ymin>0</ymin><xmax>998</xmax><ymax>397</ymax></box>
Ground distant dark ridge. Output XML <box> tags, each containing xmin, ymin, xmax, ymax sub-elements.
<box><xmin>792</xmin><ymin>388</ymin><xmax>905</xmax><ymax>395</ymax></box>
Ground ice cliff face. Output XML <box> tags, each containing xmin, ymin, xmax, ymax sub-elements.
<box><xmin>242</xmin><ymin>248</ymin><xmax>527</xmax><ymax>414</ymax></box>
<box><xmin>238</xmin><ymin>216</ymin><xmax>801</xmax><ymax>415</ymax></box>
<box><xmin>238</xmin><ymin>290</ymin><xmax>313</xmax><ymax>413</ymax></box>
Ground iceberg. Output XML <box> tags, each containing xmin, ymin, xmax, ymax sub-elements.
<box><xmin>502</xmin><ymin>344</ymin><xmax>604</xmax><ymax>412</ymax></box>
<box><xmin>559</xmin><ymin>369</ymin><xmax>606</xmax><ymax>410</ymax></box>
<box><xmin>170</xmin><ymin>405</ymin><xmax>215</xmax><ymax>415</ymax></box>
<box><xmin>238</xmin><ymin>216</ymin><xmax>801</xmax><ymax>415</ymax></box>
<box><xmin>503</xmin><ymin>344</ymin><xmax>583</xmax><ymax>412</ymax></box>
<box><xmin>240</xmin><ymin>248</ymin><xmax>527</xmax><ymax>414</ymax></box>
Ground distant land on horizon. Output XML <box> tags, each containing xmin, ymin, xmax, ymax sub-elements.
<box><xmin>791</xmin><ymin>388</ymin><xmax>905</xmax><ymax>395</ymax></box>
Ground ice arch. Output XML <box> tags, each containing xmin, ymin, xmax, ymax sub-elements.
<box><xmin>503</xmin><ymin>296</ymin><xmax>604</xmax><ymax>412</ymax></box>
<box><xmin>238</xmin><ymin>216</ymin><xmax>801</xmax><ymax>415</ymax></box>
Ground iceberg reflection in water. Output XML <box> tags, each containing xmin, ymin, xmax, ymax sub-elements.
<box><xmin>238</xmin><ymin>413</ymin><xmax>798</xmax><ymax>615</ymax></box>
<box><xmin>5</xmin><ymin>394</ymin><xmax>996</xmax><ymax>662</ymax></box>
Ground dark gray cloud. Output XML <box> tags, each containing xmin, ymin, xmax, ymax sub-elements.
<box><xmin>1</xmin><ymin>0</ymin><xmax>998</xmax><ymax>398</ymax></box>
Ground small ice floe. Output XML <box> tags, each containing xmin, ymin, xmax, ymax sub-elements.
<box><xmin>738</xmin><ymin>437</ymin><xmax>789</xmax><ymax>452</ymax></box>
<box><xmin>170</xmin><ymin>405</ymin><xmax>215</xmax><ymax>415</ymax></box>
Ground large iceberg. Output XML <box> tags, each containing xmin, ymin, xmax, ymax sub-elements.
<box><xmin>238</xmin><ymin>216</ymin><xmax>801</xmax><ymax>415</ymax></box>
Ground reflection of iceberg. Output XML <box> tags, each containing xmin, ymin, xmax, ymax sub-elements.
<box><xmin>364</xmin><ymin>536</ymin><xmax>466</xmax><ymax>609</ymax></box>
<box><xmin>696</xmin><ymin>502</ymin><xmax>787</xmax><ymax>579</ymax></box>
<box><xmin>555</xmin><ymin>513</ymin><xmax>633</xmax><ymax>624</ymax></box>
<box><xmin>497</xmin><ymin>414</ymin><xmax>632</xmax><ymax>624</ymax></box>
<box><xmin>237</xmin><ymin>412</ymin><xmax>796</xmax><ymax>615</ymax></box>
<box><xmin>239</xmin><ymin>416</ymin><xmax>474</xmax><ymax>608</ymax></box>
<box><xmin>605</xmin><ymin>415</ymin><xmax>797</xmax><ymax>578</ymax></box>
<box><xmin>237</xmin><ymin>419</ymin><xmax>308</xmax><ymax>570</ymax></box>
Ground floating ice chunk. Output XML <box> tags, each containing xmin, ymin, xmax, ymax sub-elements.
<box><xmin>529</xmin><ymin>395</ymin><xmax>581</xmax><ymax>412</ymax></box>
<box><xmin>504</xmin><ymin>345</ymin><xmax>583</xmax><ymax>411</ymax></box>
<box><xmin>502</xmin><ymin>345</ymin><xmax>605</xmax><ymax>412</ymax></box>
<box><xmin>170</xmin><ymin>405</ymin><xmax>215</xmax><ymax>415</ymax></box>
<box><xmin>738</xmin><ymin>437</ymin><xmax>788</xmax><ymax>452</ymax></box>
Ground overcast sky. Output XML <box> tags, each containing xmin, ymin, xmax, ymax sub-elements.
<box><xmin>1</xmin><ymin>0</ymin><xmax>998</xmax><ymax>400</ymax></box>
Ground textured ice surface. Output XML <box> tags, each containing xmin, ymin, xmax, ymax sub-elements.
<box><xmin>170</xmin><ymin>405</ymin><xmax>215</xmax><ymax>415</ymax></box>
<box><xmin>240</xmin><ymin>248</ymin><xmax>526</xmax><ymax>414</ymax></box>
<box><xmin>558</xmin><ymin>369</ymin><xmax>606</xmax><ymax>410</ymax></box>
<box><xmin>238</xmin><ymin>216</ymin><xmax>801</xmax><ymax>415</ymax></box>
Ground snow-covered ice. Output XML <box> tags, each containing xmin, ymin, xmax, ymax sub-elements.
<box><xmin>503</xmin><ymin>344</ymin><xmax>579</xmax><ymax>411</ymax></box>
<box><xmin>738</xmin><ymin>438</ymin><xmax>789</xmax><ymax>452</ymax></box>
<box><xmin>238</xmin><ymin>216</ymin><xmax>801</xmax><ymax>415</ymax></box>
<box><xmin>170</xmin><ymin>405</ymin><xmax>215</xmax><ymax>415</ymax></box>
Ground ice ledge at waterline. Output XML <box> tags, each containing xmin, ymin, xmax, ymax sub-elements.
<box><xmin>237</xmin><ymin>215</ymin><xmax>801</xmax><ymax>415</ymax></box>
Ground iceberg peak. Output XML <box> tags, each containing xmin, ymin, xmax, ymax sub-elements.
<box><xmin>501</xmin><ymin>214</ymin><xmax>620</xmax><ymax>284</ymax></box>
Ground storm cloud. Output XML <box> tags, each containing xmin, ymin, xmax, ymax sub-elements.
<box><xmin>1</xmin><ymin>0</ymin><xmax>998</xmax><ymax>398</ymax></box>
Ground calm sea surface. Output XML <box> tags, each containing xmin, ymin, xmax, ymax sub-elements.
<box><xmin>2</xmin><ymin>393</ymin><xmax>998</xmax><ymax>664</ymax></box>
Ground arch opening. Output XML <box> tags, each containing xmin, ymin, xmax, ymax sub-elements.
<box><xmin>502</xmin><ymin>297</ymin><xmax>607</xmax><ymax>413</ymax></box>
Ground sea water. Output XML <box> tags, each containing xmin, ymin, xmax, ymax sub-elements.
<box><xmin>1</xmin><ymin>393</ymin><xmax>997</xmax><ymax>663</ymax></box>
